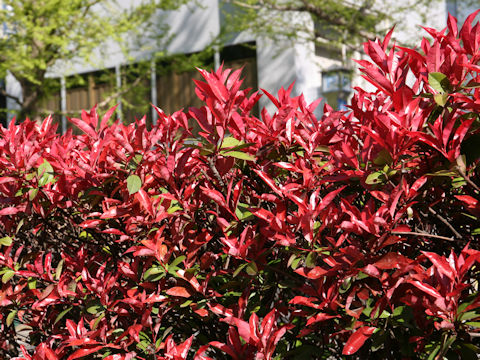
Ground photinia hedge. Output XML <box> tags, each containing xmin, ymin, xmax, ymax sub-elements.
<box><xmin>1</xmin><ymin>10</ymin><xmax>480</xmax><ymax>360</ymax></box>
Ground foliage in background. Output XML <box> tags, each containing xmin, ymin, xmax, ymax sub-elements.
<box><xmin>219</xmin><ymin>0</ymin><xmax>476</xmax><ymax>56</ymax></box>
<box><xmin>0</xmin><ymin>0</ymin><xmax>190</xmax><ymax>120</ymax></box>
<box><xmin>1</xmin><ymin>10</ymin><xmax>480</xmax><ymax>360</ymax></box>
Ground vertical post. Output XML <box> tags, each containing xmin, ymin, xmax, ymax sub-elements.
<box><xmin>115</xmin><ymin>64</ymin><xmax>122</xmax><ymax>123</ymax></box>
<box><xmin>60</xmin><ymin>76</ymin><xmax>67</xmax><ymax>134</ymax></box>
<box><xmin>87</xmin><ymin>74</ymin><xmax>95</xmax><ymax>110</ymax></box>
<box><xmin>214</xmin><ymin>46</ymin><xmax>221</xmax><ymax>71</ymax></box>
<box><xmin>446</xmin><ymin>0</ymin><xmax>457</xmax><ymax>18</ymax></box>
<box><xmin>151</xmin><ymin>59</ymin><xmax>158</xmax><ymax>125</ymax></box>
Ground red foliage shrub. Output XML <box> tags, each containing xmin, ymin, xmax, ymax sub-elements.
<box><xmin>1</xmin><ymin>11</ymin><xmax>480</xmax><ymax>359</ymax></box>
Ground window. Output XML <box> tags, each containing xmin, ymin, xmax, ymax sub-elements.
<box><xmin>321</xmin><ymin>69</ymin><xmax>351</xmax><ymax>110</ymax></box>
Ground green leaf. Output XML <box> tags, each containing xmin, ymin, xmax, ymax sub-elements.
<box><xmin>55</xmin><ymin>259</ymin><xmax>64</xmax><ymax>280</ymax></box>
<box><xmin>222</xmin><ymin>151</ymin><xmax>255</xmax><ymax>161</ymax></box>
<box><xmin>365</xmin><ymin>171</ymin><xmax>383</xmax><ymax>185</ymax></box>
<box><xmin>305</xmin><ymin>252</ymin><xmax>316</xmax><ymax>268</ymax></box>
<box><xmin>92</xmin><ymin>312</ymin><xmax>105</xmax><ymax>330</ymax></box>
<box><xmin>245</xmin><ymin>262</ymin><xmax>258</xmax><ymax>275</ymax></box>
<box><xmin>459</xmin><ymin>342</ymin><xmax>480</xmax><ymax>360</ymax></box>
<box><xmin>427</xmin><ymin>344</ymin><xmax>440</xmax><ymax>360</ymax></box>
<box><xmin>452</xmin><ymin>177</ymin><xmax>466</xmax><ymax>189</ymax></box>
<box><xmin>37</xmin><ymin>159</ymin><xmax>55</xmax><ymax>186</ymax></box>
<box><xmin>427</xmin><ymin>169</ymin><xmax>457</xmax><ymax>177</ymax></box>
<box><xmin>54</xmin><ymin>306</ymin><xmax>73</xmax><ymax>325</ymax></box>
<box><xmin>167</xmin><ymin>200</ymin><xmax>182</xmax><ymax>214</ymax></box>
<box><xmin>373</xmin><ymin>149</ymin><xmax>393</xmax><ymax>166</ymax></box>
<box><xmin>86</xmin><ymin>300</ymin><xmax>104</xmax><ymax>314</ymax></box>
<box><xmin>233</xmin><ymin>263</ymin><xmax>248</xmax><ymax>277</ymax></box>
<box><xmin>28</xmin><ymin>277</ymin><xmax>37</xmax><ymax>290</ymax></box>
<box><xmin>291</xmin><ymin>257</ymin><xmax>301</xmax><ymax>270</ymax></box>
<box><xmin>2</xmin><ymin>269</ymin><xmax>14</xmax><ymax>283</ymax></box>
<box><xmin>16</xmin><ymin>219</ymin><xmax>24</xmax><ymax>234</ymax></box>
<box><xmin>169</xmin><ymin>256</ymin><xmax>186</xmax><ymax>269</ymax></box>
<box><xmin>180</xmin><ymin>299</ymin><xmax>193</xmax><ymax>308</ymax></box>
<box><xmin>434</xmin><ymin>93</ymin><xmax>448</xmax><ymax>106</ymax></box>
<box><xmin>6</xmin><ymin>309</ymin><xmax>17</xmax><ymax>327</ymax></box>
<box><xmin>236</xmin><ymin>202</ymin><xmax>254</xmax><ymax>221</ymax></box>
<box><xmin>29</xmin><ymin>188</ymin><xmax>39</xmax><ymax>201</ymax></box>
<box><xmin>428</xmin><ymin>72</ymin><xmax>451</xmax><ymax>93</ymax></box>
<box><xmin>126</xmin><ymin>174</ymin><xmax>142</xmax><ymax>195</ymax></box>
<box><xmin>460</xmin><ymin>309</ymin><xmax>480</xmax><ymax>321</ymax></box>
<box><xmin>441</xmin><ymin>335</ymin><xmax>456</xmax><ymax>355</ymax></box>
<box><xmin>144</xmin><ymin>266</ymin><xmax>165</xmax><ymax>282</ymax></box>
<box><xmin>0</xmin><ymin>236</ymin><xmax>13</xmax><ymax>246</ymax></box>
<box><xmin>221</xmin><ymin>136</ymin><xmax>243</xmax><ymax>148</ymax></box>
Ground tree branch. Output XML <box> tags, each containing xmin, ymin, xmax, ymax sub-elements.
<box><xmin>97</xmin><ymin>72</ymin><xmax>147</xmax><ymax>109</ymax></box>
<box><xmin>391</xmin><ymin>231</ymin><xmax>454</xmax><ymax>242</ymax></box>
<box><xmin>0</xmin><ymin>87</ymin><xmax>22</xmax><ymax>106</ymax></box>
<box><xmin>428</xmin><ymin>207</ymin><xmax>462</xmax><ymax>239</ymax></box>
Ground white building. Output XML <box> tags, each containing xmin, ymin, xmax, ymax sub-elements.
<box><xmin>2</xmin><ymin>0</ymin><xmax>477</xmax><ymax>129</ymax></box>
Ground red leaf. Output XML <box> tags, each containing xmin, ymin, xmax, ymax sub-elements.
<box><xmin>342</xmin><ymin>326</ymin><xmax>377</xmax><ymax>355</ymax></box>
<box><xmin>316</xmin><ymin>186</ymin><xmax>346</xmax><ymax>212</ymax></box>
<box><xmin>455</xmin><ymin>195</ymin><xmax>478</xmax><ymax>207</ymax></box>
<box><xmin>294</xmin><ymin>266</ymin><xmax>327</xmax><ymax>279</ymax></box>
<box><xmin>374</xmin><ymin>253</ymin><xmax>412</xmax><ymax>270</ymax></box>
<box><xmin>209</xmin><ymin>341</ymin><xmax>239</xmax><ymax>359</ymax></box>
<box><xmin>231</xmin><ymin>318</ymin><xmax>251</xmax><ymax>344</ymax></box>
<box><xmin>79</xmin><ymin>219</ymin><xmax>104</xmax><ymax>228</ymax></box>
<box><xmin>253</xmin><ymin>169</ymin><xmax>283</xmax><ymax>197</ymax></box>
<box><xmin>0</xmin><ymin>176</ymin><xmax>16</xmax><ymax>184</ymax></box>
<box><xmin>69</xmin><ymin>115</ymin><xmax>97</xmax><ymax>139</ymax></box>
<box><xmin>175</xmin><ymin>335</ymin><xmax>193</xmax><ymax>358</ymax></box>
<box><xmin>37</xmin><ymin>343</ymin><xmax>59</xmax><ymax>360</ymax></box>
<box><xmin>166</xmin><ymin>286</ymin><xmax>192</xmax><ymax>298</ymax></box>
<box><xmin>0</xmin><ymin>207</ymin><xmax>19</xmax><ymax>215</ymax></box>
<box><xmin>100</xmin><ymin>105</ymin><xmax>118</xmax><ymax>132</ymax></box>
<box><xmin>67</xmin><ymin>346</ymin><xmax>105</xmax><ymax>360</ymax></box>
<box><xmin>422</xmin><ymin>251</ymin><xmax>455</xmax><ymax>280</ymax></box>
<box><xmin>135</xmin><ymin>189</ymin><xmax>153</xmax><ymax>215</ymax></box>
<box><xmin>408</xmin><ymin>280</ymin><xmax>442</xmax><ymax>298</ymax></box>
<box><xmin>100</xmin><ymin>207</ymin><xmax>124</xmax><ymax>219</ymax></box>
<box><xmin>201</xmin><ymin>186</ymin><xmax>228</xmax><ymax>208</ymax></box>
<box><xmin>197</xmin><ymin>68</ymin><xmax>229</xmax><ymax>102</ymax></box>
<box><xmin>306</xmin><ymin>313</ymin><xmax>338</xmax><ymax>326</ymax></box>
<box><xmin>250</xmin><ymin>208</ymin><xmax>275</xmax><ymax>223</ymax></box>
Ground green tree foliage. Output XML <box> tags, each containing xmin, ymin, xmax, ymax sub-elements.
<box><xmin>220</xmin><ymin>0</ymin><xmax>444</xmax><ymax>52</ymax></box>
<box><xmin>0</xmin><ymin>0</ymin><xmax>188</xmax><ymax>120</ymax></box>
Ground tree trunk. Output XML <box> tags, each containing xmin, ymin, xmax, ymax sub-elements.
<box><xmin>19</xmin><ymin>83</ymin><xmax>41</xmax><ymax>121</ymax></box>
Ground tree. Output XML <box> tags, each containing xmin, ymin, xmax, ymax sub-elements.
<box><xmin>0</xmin><ymin>0</ymin><xmax>188</xmax><ymax>122</ymax></box>
<box><xmin>220</xmin><ymin>0</ymin><xmax>453</xmax><ymax>55</ymax></box>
